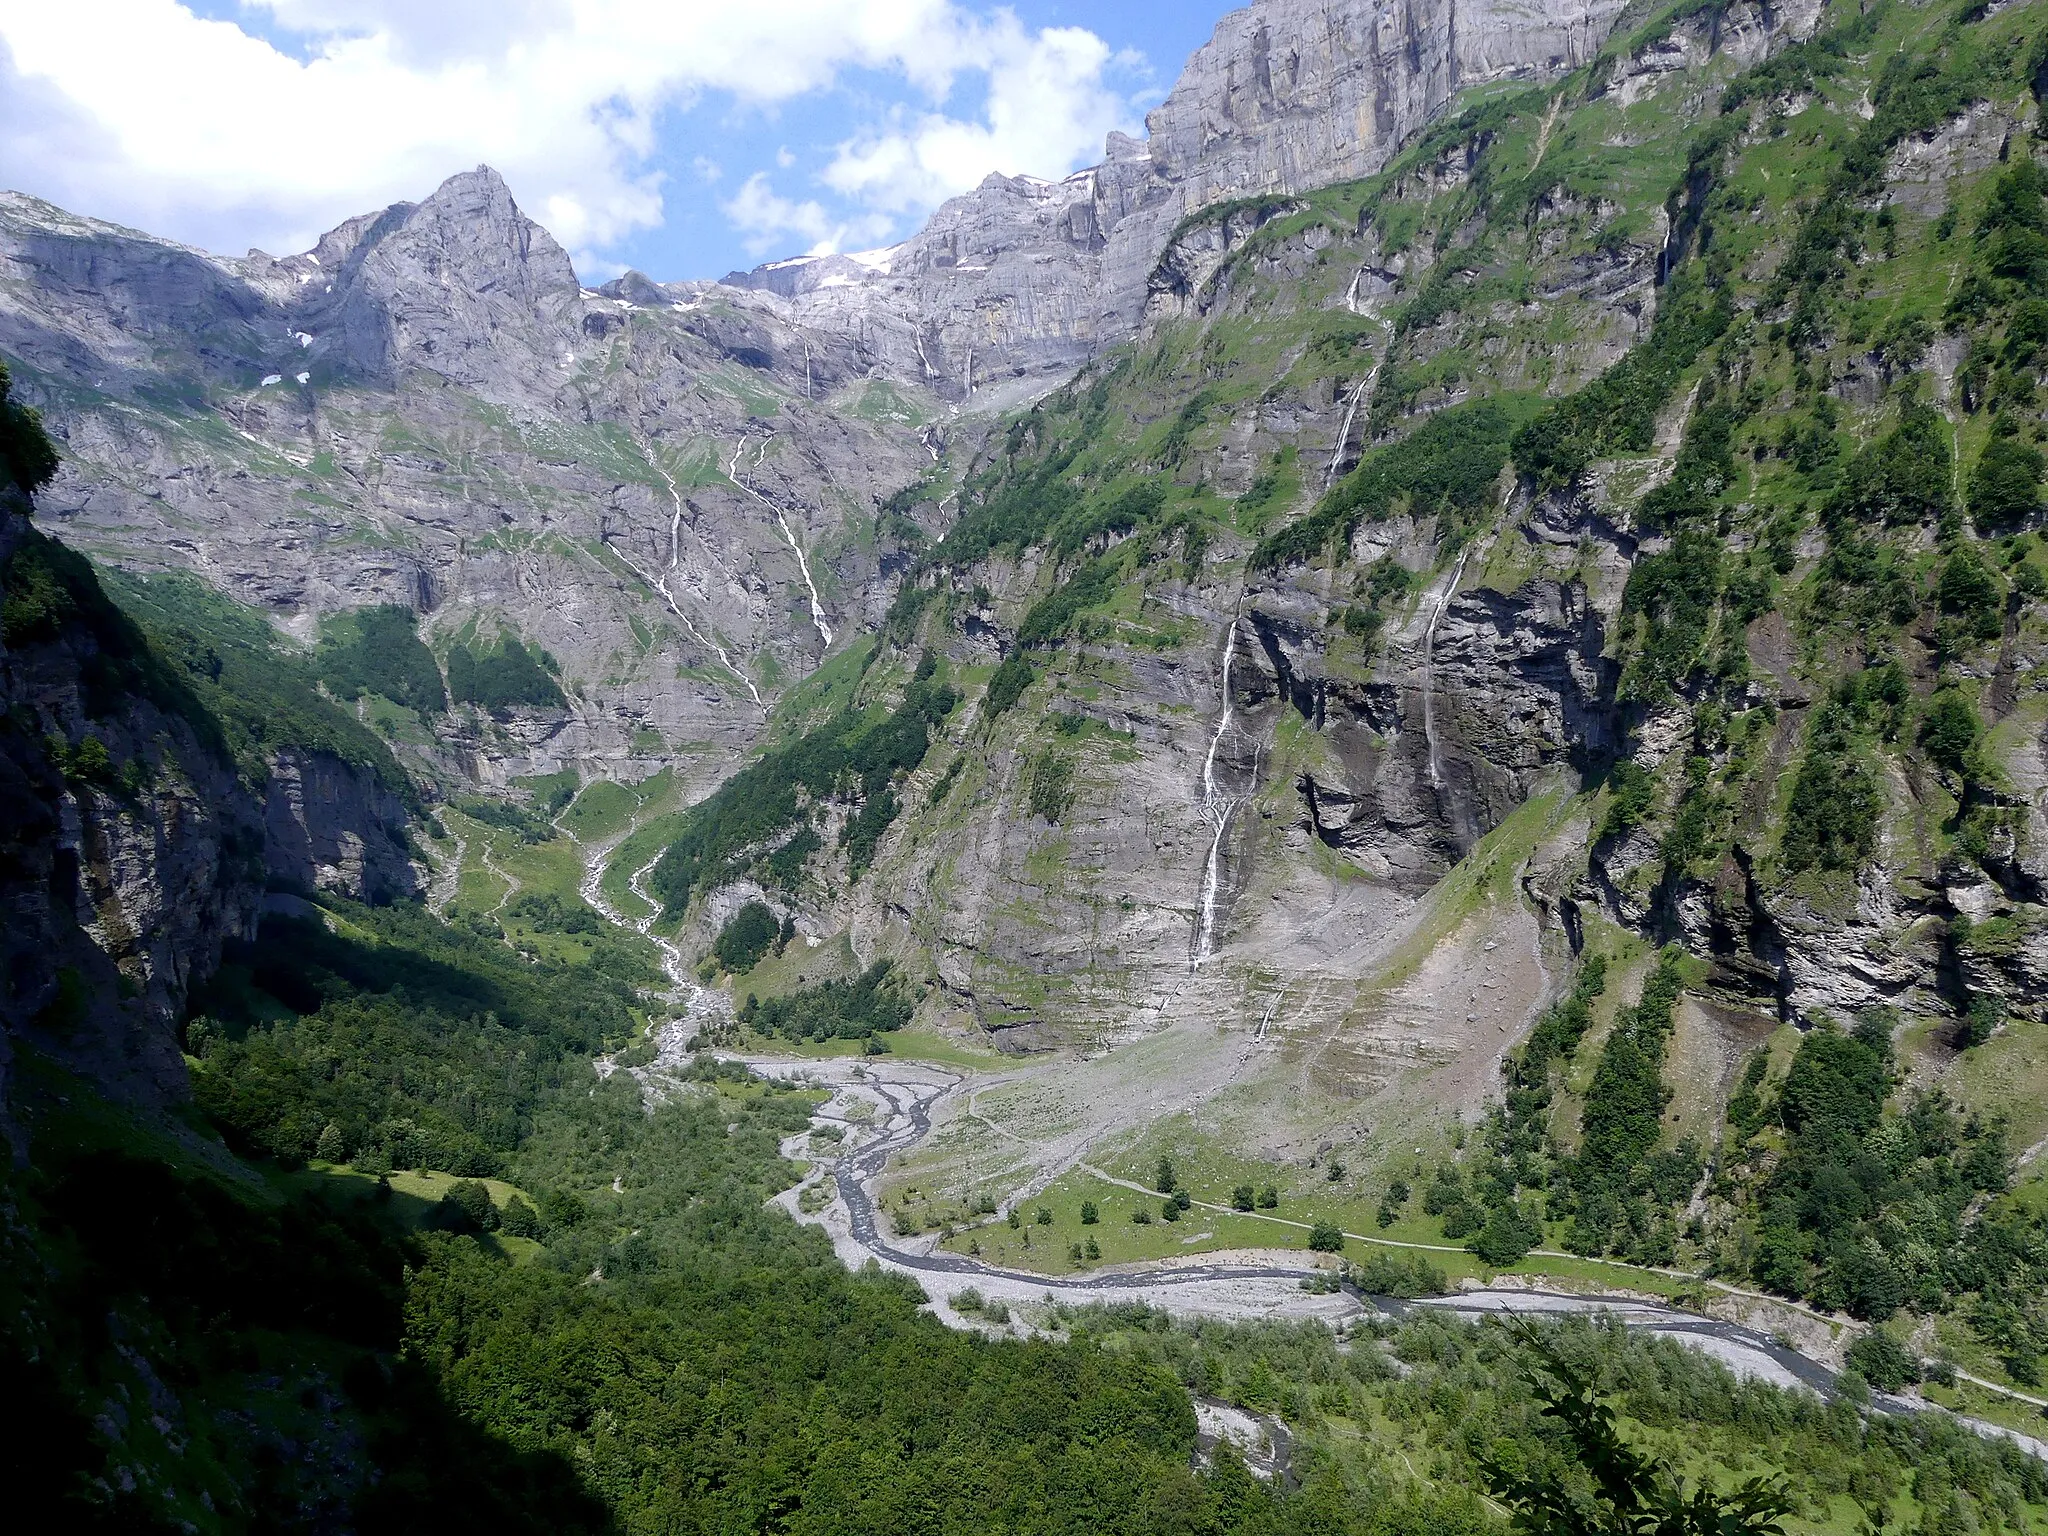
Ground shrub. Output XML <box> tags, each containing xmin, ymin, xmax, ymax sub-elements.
<box><xmin>1349</xmin><ymin>1251</ymin><xmax>1449</xmax><ymax>1297</ymax></box>
<box><xmin>1307</xmin><ymin>1221</ymin><xmax>1345</xmax><ymax>1253</ymax></box>
<box><xmin>499</xmin><ymin>1195</ymin><xmax>542</xmax><ymax>1239</ymax></box>
<box><xmin>1961</xmin><ymin>993</ymin><xmax>2002</xmax><ymax>1048</ymax></box>
<box><xmin>1599</xmin><ymin>761</ymin><xmax>1657</xmax><ymax>840</ymax></box>
<box><xmin>1920</xmin><ymin>690</ymin><xmax>1983</xmax><ymax>775</ymax></box>
<box><xmin>982</xmin><ymin>653</ymin><xmax>1034</xmax><ymax>718</ymax></box>
<box><xmin>436</xmin><ymin>1179</ymin><xmax>499</xmax><ymax>1234</ymax></box>
<box><xmin>0</xmin><ymin>358</ymin><xmax>59</xmax><ymax>495</ymax></box>
<box><xmin>1231</xmin><ymin>1184</ymin><xmax>1255</xmax><ymax>1212</ymax></box>
<box><xmin>1079</xmin><ymin>1201</ymin><xmax>1098</xmax><ymax>1225</ymax></box>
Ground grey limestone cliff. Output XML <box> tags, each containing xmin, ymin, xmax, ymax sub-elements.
<box><xmin>742</xmin><ymin>0</ymin><xmax>1631</xmax><ymax>406</ymax></box>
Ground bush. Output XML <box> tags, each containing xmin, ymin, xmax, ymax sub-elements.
<box><xmin>436</xmin><ymin>1179</ymin><xmax>499</xmax><ymax>1234</ymax></box>
<box><xmin>1307</xmin><ymin>1221</ymin><xmax>1346</xmax><ymax>1253</ymax></box>
<box><xmin>1231</xmin><ymin>1184</ymin><xmax>1255</xmax><ymax>1212</ymax></box>
<box><xmin>1079</xmin><ymin>1201</ymin><xmax>1098</xmax><ymax>1225</ymax></box>
<box><xmin>1962</xmin><ymin>993</ymin><xmax>2002</xmax><ymax>1048</ymax></box>
<box><xmin>1920</xmin><ymin>690</ymin><xmax>1983</xmax><ymax>775</ymax></box>
<box><xmin>0</xmin><ymin>358</ymin><xmax>59</xmax><ymax>495</ymax></box>
<box><xmin>1470</xmin><ymin>1203</ymin><xmax>1542</xmax><ymax>1267</ymax></box>
<box><xmin>1599</xmin><ymin>761</ymin><xmax>1657</xmax><ymax>840</ymax></box>
<box><xmin>982</xmin><ymin>653</ymin><xmax>1034</xmax><ymax>718</ymax></box>
<box><xmin>499</xmin><ymin>1195</ymin><xmax>542</xmax><ymax>1239</ymax></box>
<box><xmin>1349</xmin><ymin>1251</ymin><xmax>1449</xmax><ymax>1297</ymax></box>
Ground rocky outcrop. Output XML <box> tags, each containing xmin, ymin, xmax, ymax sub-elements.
<box><xmin>1</xmin><ymin>490</ymin><xmax>424</xmax><ymax>1132</ymax></box>
<box><xmin>1</xmin><ymin>497</ymin><xmax>260</xmax><ymax>1118</ymax></box>
<box><xmin>261</xmin><ymin>748</ymin><xmax>415</xmax><ymax>905</ymax></box>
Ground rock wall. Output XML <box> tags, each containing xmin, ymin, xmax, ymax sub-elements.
<box><xmin>1</xmin><ymin>496</ymin><xmax>260</xmax><ymax>1117</ymax></box>
<box><xmin>753</xmin><ymin>0</ymin><xmax>1632</xmax><ymax>404</ymax></box>
<box><xmin>0</xmin><ymin>493</ymin><xmax>419</xmax><ymax>1132</ymax></box>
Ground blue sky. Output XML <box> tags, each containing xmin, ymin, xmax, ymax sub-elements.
<box><xmin>0</xmin><ymin>1</ymin><xmax>1225</xmax><ymax>283</ymax></box>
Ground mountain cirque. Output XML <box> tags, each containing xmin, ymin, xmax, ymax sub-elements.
<box><xmin>7</xmin><ymin>0</ymin><xmax>2048</xmax><ymax>1207</ymax></box>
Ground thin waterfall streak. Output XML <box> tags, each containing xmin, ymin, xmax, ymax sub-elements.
<box><xmin>729</xmin><ymin>436</ymin><xmax>834</xmax><ymax>648</ymax></box>
<box><xmin>1422</xmin><ymin>546</ymin><xmax>1473</xmax><ymax>793</ymax></box>
<box><xmin>1323</xmin><ymin>317</ymin><xmax>1393</xmax><ymax>493</ymax></box>
<box><xmin>1192</xmin><ymin>606</ymin><xmax>1244</xmax><ymax>967</ymax></box>
<box><xmin>633</xmin><ymin>433</ymin><xmax>765</xmax><ymax>711</ymax></box>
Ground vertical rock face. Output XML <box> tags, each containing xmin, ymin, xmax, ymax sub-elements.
<box><xmin>754</xmin><ymin>0</ymin><xmax>1628</xmax><ymax>400</ymax></box>
<box><xmin>1</xmin><ymin>488</ymin><xmax>420</xmax><ymax>1122</ymax></box>
<box><xmin>261</xmin><ymin>749</ymin><xmax>417</xmax><ymax>906</ymax></box>
<box><xmin>0</xmin><ymin>497</ymin><xmax>259</xmax><ymax>1111</ymax></box>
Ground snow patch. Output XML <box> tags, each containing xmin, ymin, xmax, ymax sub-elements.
<box><xmin>259</xmin><ymin>374</ymin><xmax>282</xmax><ymax>386</ymax></box>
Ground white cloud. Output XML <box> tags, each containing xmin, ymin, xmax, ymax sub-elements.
<box><xmin>722</xmin><ymin>170</ymin><xmax>893</xmax><ymax>259</ymax></box>
<box><xmin>823</xmin><ymin>19</ymin><xmax>1124</xmax><ymax>213</ymax></box>
<box><xmin>0</xmin><ymin>0</ymin><xmax>1141</xmax><ymax>270</ymax></box>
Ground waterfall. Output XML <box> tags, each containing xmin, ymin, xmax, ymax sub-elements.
<box><xmin>728</xmin><ymin>438</ymin><xmax>835</xmax><ymax>648</ymax></box>
<box><xmin>1191</xmin><ymin>608</ymin><xmax>1243</xmax><ymax>967</ymax></box>
<box><xmin>1421</xmin><ymin>546</ymin><xmax>1473</xmax><ymax>794</ymax></box>
<box><xmin>1323</xmin><ymin>315</ymin><xmax>1394</xmax><ymax>493</ymax></box>
<box><xmin>616</xmin><ymin>433</ymin><xmax>765</xmax><ymax>712</ymax></box>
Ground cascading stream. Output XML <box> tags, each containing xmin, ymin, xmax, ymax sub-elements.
<box><xmin>1191</xmin><ymin>605</ymin><xmax>1244</xmax><ymax>967</ymax></box>
<box><xmin>1421</xmin><ymin>546</ymin><xmax>1474</xmax><ymax>794</ymax></box>
<box><xmin>728</xmin><ymin>438</ymin><xmax>835</xmax><ymax>648</ymax></box>
<box><xmin>1324</xmin><ymin>292</ymin><xmax>1394</xmax><ymax>493</ymax></box>
<box><xmin>637</xmin><ymin>436</ymin><xmax>766</xmax><ymax>711</ymax></box>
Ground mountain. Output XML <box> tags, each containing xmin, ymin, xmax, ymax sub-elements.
<box><xmin>10</xmin><ymin>0</ymin><xmax>2048</xmax><ymax>1527</ymax></box>
<box><xmin>0</xmin><ymin>0</ymin><xmax>1636</xmax><ymax>798</ymax></box>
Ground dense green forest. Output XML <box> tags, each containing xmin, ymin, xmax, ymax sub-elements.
<box><xmin>314</xmin><ymin>603</ymin><xmax>448</xmax><ymax>714</ymax></box>
<box><xmin>446</xmin><ymin>633</ymin><xmax>567</xmax><ymax>713</ymax></box>
<box><xmin>19</xmin><ymin>892</ymin><xmax>2048</xmax><ymax>1533</ymax></box>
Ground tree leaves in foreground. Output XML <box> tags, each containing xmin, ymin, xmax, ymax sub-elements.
<box><xmin>1486</xmin><ymin>1322</ymin><xmax>1794</xmax><ymax>1536</ymax></box>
